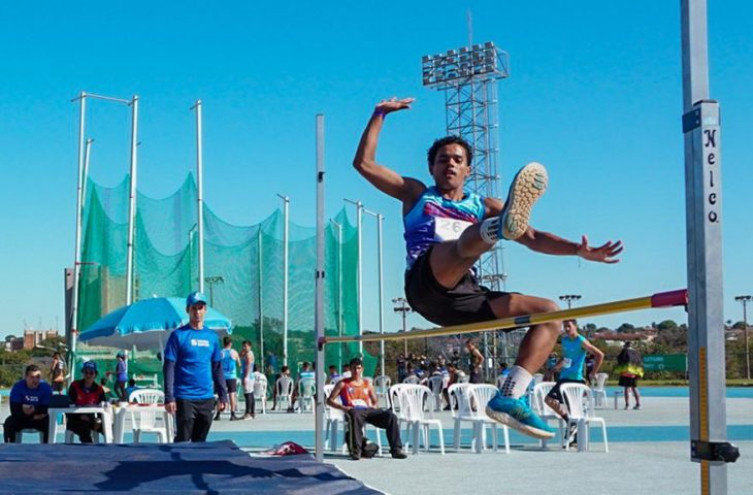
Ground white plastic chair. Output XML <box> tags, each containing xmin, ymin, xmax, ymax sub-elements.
<box><xmin>469</xmin><ymin>384</ymin><xmax>510</xmax><ymax>454</ymax></box>
<box><xmin>16</xmin><ymin>429</ymin><xmax>45</xmax><ymax>443</ymax></box>
<box><xmin>274</xmin><ymin>376</ymin><xmax>294</xmax><ymax>410</ymax></box>
<box><xmin>127</xmin><ymin>389</ymin><xmax>168</xmax><ymax>443</ymax></box>
<box><xmin>253</xmin><ymin>374</ymin><xmax>268</xmax><ymax>414</ymax></box>
<box><xmin>560</xmin><ymin>383</ymin><xmax>609</xmax><ymax>453</ymax></box>
<box><xmin>396</xmin><ymin>384</ymin><xmax>445</xmax><ymax>455</ymax></box>
<box><xmin>532</xmin><ymin>381</ymin><xmax>567</xmax><ymax>448</ymax></box>
<box><xmin>323</xmin><ymin>383</ymin><xmax>382</xmax><ymax>455</ymax></box>
<box><xmin>295</xmin><ymin>378</ymin><xmax>316</xmax><ymax>413</ymax></box>
<box><xmin>128</xmin><ymin>389</ymin><xmax>164</xmax><ymax>404</ymax></box>
<box><xmin>427</xmin><ymin>375</ymin><xmax>445</xmax><ymax>411</ymax></box>
<box><xmin>402</xmin><ymin>374</ymin><xmax>419</xmax><ymax>385</ymax></box>
<box><xmin>591</xmin><ymin>372</ymin><xmax>609</xmax><ymax>408</ymax></box>
<box><xmin>374</xmin><ymin>375</ymin><xmax>392</xmax><ymax>408</ymax></box>
<box><xmin>448</xmin><ymin>383</ymin><xmax>475</xmax><ymax>451</ymax></box>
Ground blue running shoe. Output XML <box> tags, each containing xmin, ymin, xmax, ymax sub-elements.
<box><xmin>499</xmin><ymin>162</ymin><xmax>548</xmax><ymax>240</ymax></box>
<box><xmin>485</xmin><ymin>391</ymin><xmax>556</xmax><ymax>440</ymax></box>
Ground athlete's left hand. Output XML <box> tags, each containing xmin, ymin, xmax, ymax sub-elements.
<box><xmin>218</xmin><ymin>401</ymin><xmax>227</xmax><ymax>412</ymax></box>
<box><xmin>576</xmin><ymin>235</ymin><xmax>623</xmax><ymax>263</ymax></box>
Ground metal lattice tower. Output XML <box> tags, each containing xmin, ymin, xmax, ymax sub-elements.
<box><xmin>422</xmin><ymin>42</ymin><xmax>513</xmax><ymax>372</ymax></box>
<box><xmin>421</xmin><ymin>42</ymin><xmax>510</xmax><ymax>292</ymax></box>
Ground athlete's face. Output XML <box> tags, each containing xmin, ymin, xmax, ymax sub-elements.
<box><xmin>430</xmin><ymin>144</ymin><xmax>470</xmax><ymax>191</ymax></box>
<box><xmin>563</xmin><ymin>321</ymin><xmax>579</xmax><ymax>338</ymax></box>
<box><xmin>187</xmin><ymin>302</ymin><xmax>207</xmax><ymax>328</ymax></box>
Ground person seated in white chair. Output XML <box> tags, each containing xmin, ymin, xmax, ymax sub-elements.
<box><xmin>327</xmin><ymin>357</ymin><xmax>407</xmax><ymax>460</ymax></box>
<box><xmin>288</xmin><ymin>362</ymin><xmax>315</xmax><ymax>413</ymax></box>
<box><xmin>67</xmin><ymin>361</ymin><xmax>108</xmax><ymax>443</ymax></box>
<box><xmin>3</xmin><ymin>365</ymin><xmax>52</xmax><ymax>443</ymax></box>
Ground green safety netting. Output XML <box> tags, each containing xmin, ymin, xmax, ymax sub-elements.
<box><xmin>76</xmin><ymin>174</ymin><xmax>376</xmax><ymax>382</ymax></box>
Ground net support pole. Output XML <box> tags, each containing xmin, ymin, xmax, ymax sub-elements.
<box><xmin>69</xmin><ymin>92</ymin><xmax>87</xmax><ymax>381</ymax></box>
<box><xmin>314</xmin><ymin>113</ymin><xmax>326</xmax><ymax>462</ymax></box>
<box><xmin>278</xmin><ymin>194</ymin><xmax>290</xmax><ymax>367</ymax></box>
<box><xmin>192</xmin><ymin>99</ymin><xmax>206</xmax><ymax>293</ymax></box>
<box><xmin>376</xmin><ymin>213</ymin><xmax>385</xmax><ymax>377</ymax></box>
<box><xmin>125</xmin><ymin>95</ymin><xmax>139</xmax><ymax>305</ymax></box>
<box><xmin>681</xmin><ymin>0</ymin><xmax>735</xmax><ymax>489</ymax></box>
<box><xmin>258</xmin><ymin>229</ymin><xmax>264</xmax><ymax>371</ymax></box>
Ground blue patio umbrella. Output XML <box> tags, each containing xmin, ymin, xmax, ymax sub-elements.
<box><xmin>79</xmin><ymin>297</ymin><xmax>233</xmax><ymax>351</ymax></box>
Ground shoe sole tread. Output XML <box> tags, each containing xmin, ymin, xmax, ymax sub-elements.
<box><xmin>501</xmin><ymin>162</ymin><xmax>548</xmax><ymax>240</ymax></box>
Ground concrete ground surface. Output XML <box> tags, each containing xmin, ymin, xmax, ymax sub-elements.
<box><xmin>2</xmin><ymin>392</ymin><xmax>751</xmax><ymax>494</ymax></box>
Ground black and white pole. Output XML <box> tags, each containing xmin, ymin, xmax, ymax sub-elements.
<box><xmin>314</xmin><ymin>114</ymin><xmax>326</xmax><ymax>462</ymax></box>
<box><xmin>682</xmin><ymin>0</ymin><xmax>738</xmax><ymax>491</ymax></box>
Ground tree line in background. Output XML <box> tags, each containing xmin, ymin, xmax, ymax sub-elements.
<box><xmin>1</xmin><ymin>319</ymin><xmax>749</xmax><ymax>387</ymax></box>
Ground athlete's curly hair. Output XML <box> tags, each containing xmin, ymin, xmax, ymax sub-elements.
<box><xmin>426</xmin><ymin>135</ymin><xmax>473</xmax><ymax>167</ymax></box>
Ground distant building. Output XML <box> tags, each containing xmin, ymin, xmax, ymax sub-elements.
<box><xmin>22</xmin><ymin>329</ymin><xmax>59</xmax><ymax>350</ymax></box>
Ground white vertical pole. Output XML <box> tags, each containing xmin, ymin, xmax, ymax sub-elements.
<box><xmin>376</xmin><ymin>213</ymin><xmax>385</xmax><ymax>377</ymax></box>
<box><xmin>125</xmin><ymin>96</ymin><xmax>139</xmax><ymax>305</ymax></box>
<box><xmin>330</xmin><ymin>220</ymin><xmax>343</xmax><ymax>371</ymax></box>
<box><xmin>356</xmin><ymin>202</ymin><xmax>363</xmax><ymax>355</ymax></box>
<box><xmin>258</xmin><ymin>228</ymin><xmax>265</xmax><ymax>372</ymax></box>
<box><xmin>277</xmin><ymin>194</ymin><xmax>290</xmax><ymax>367</ymax></box>
<box><xmin>69</xmin><ymin>92</ymin><xmax>87</xmax><ymax>381</ymax></box>
<box><xmin>192</xmin><ymin>100</ymin><xmax>206</xmax><ymax>293</ymax></box>
<box><xmin>314</xmin><ymin>113</ymin><xmax>325</xmax><ymax>462</ymax></box>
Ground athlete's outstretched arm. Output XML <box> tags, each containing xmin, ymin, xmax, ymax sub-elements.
<box><xmin>353</xmin><ymin>97</ymin><xmax>424</xmax><ymax>203</ymax></box>
<box><xmin>516</xmin><ymin>228</ymin><xmax>623</xmax><ymax>264</ymax></box>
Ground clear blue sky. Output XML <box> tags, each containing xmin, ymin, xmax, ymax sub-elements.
<box><xmin>1</xmin><ymin>1</ymin><xmax>751</xmax><ymax>340</ymax></box>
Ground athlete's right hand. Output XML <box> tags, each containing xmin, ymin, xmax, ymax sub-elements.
<box><xmin>165</xmin><ymin>401</ymin><xmax>176</xmax><ymax>414</ymax></box>
<box><xmin>374</xmin><ymin>97</ymin><xmax>415</xmax><ymax>115</ymax></box>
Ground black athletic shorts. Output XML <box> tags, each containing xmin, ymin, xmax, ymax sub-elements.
<box><xmin>225</xmin><ymin>379</ymin><xmax>238</xmax><ymax>394</ymax></box>
<box><xmin>404</xmin><ymin>247</ymin><xmax>509</xmax><ymax>327</ymax></box>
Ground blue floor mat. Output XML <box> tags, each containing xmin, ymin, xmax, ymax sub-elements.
<box><xmin>0</xmin><ymin>440</ymin><xmax>380</xmax><ymax>494</ymax></box>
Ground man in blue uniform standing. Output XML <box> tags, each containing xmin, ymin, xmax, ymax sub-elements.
<box><xmin>353</xmin><ymin>97</ymin><xmax>622</xmax><ymax>440</ymax></box>
<box><xmin>164</xmin><ymin>291</ymin><xmax>228</xmax><ymax>442</ymax></box>
<box><xmin>3</xmin><ymin>364</ymin><xmax>53</xmax><ymax>443</ymax></box>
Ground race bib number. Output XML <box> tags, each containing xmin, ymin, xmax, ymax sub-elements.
<box><xmin>562</xmin><ymin>358</ymin><xmax>572</xmax><ymax>369</ymax></box>
<box><xmin>351</xmin><ymin>399</ymin><xmax>368</xmax><ymax>408</ymax></box>
<box><xmin>435</xmin><ymin>218</ymin><xmax>472</xmax><ymax>241</ymax></box>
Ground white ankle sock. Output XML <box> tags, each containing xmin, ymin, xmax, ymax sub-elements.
<box><xmin>479</xmin><ymin>217</ymin><xmax>500</xmax><ymax>244</ymax></box>
<box><xmin>499</xmin><ymin>366</ymin><xmax>533</xmax><ymax>399</ymax></box>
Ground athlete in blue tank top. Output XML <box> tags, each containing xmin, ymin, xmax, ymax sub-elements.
<box><xmin>352</xmin><ymin>96</ymin><xmax>622</xmax><ymax>441</ymax></box>
<box><xmin>545</xmin><ymin>319</ymin><xmax>604</xmax><ymax>445</ymax></box>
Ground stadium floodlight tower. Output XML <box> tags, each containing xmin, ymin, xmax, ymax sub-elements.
<box><xmin>422</xmin><ymin>42</ymin><xmax>511</xmax><ymax>376</ymax></box>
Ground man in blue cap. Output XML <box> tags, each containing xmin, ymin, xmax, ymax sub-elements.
<box><xmin>67</xmin><ymin>361</ymin><xmax>108</xmax><ymax>443</ymax></box>
<box><xmin>163</xmin><ymin>291</ymin><xmax>229</xmax><ymax>442</ymax></box>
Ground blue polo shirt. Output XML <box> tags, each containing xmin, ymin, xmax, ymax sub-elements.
<box><xmin>164</xmin><ymin>324</ymin><xmax>222</xmax><ymax>400</ymax></box>
<box><xmin>10</xmin><ymin>379</ymin><xmax>53</xmax><ymax>406</ymax></box>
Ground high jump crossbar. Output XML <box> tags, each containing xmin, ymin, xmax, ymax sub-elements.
<box><xmin>318</xmin><ymin>289</ymin><xmax>688</xmax><ymax>347</ymax></box>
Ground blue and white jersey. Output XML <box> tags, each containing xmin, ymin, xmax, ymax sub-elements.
<box><xmin>559</xmin><ymin>334</ymin><xmax>587</xmax><ymax>381</ymax></box>
<box><xmin>221</xmin><ymin>349</ymin><xmax>238</xmax><ymax>380</ymax></box>
<box><xmin>164</xmin><ymin>325</ymin><xmax>222</xmax><ymax>400</ymax></box>
<box><xmin>9</xmin><ymin>379</ymin><xmax>52</xmax><ymax>406</ymax></box>
<box><xmin>403</xmin><ymin>187</ymin><xmax>485</xmax><ymax>268</ymax></box>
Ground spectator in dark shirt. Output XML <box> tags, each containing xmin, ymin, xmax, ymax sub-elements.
<box><xmin>67</xmin><ymin>361</ymin><xmax>108</xmax><ymax>443</ymax></box>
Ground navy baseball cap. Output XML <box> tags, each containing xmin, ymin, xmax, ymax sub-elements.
<box><xmin>81</xmin><ymin>361</ymin><xmax>98</xmax><ymax>375</ymax></box>
<box><xmin>186</xmin><ymin>291</ymin><xmax>208</xmax><ymax>307</ymax></box>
